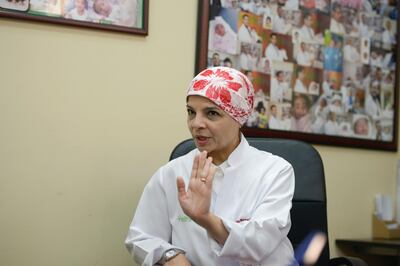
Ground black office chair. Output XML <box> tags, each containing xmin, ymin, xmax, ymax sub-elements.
<box><xmin>169</xmin><ymin>137</ymin><xmax>366</xmax><ymax>266</ymax></box>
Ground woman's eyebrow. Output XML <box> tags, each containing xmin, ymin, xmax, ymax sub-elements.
<box><xmin>186</xmin><ymin>105</ymin><xmax>220</xmax><ymax>111</ymax></box>
<box><xmin>204</xmin><ymin>107</ymin><xmax>221</xmax><ymax>112</ymax></box>
<box><xmin>204</xmin><ymin>106</ymin><xmax>219</xmax><ymax>110</ymax></box>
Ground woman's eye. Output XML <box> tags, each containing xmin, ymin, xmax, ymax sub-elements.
<box><xmin>187</xmin><ymin>109</ymin><xmax>195</xmax><ymax>116</ymax></box>
<box><xmin>208</xmin><ymin>111</ymin><xmax>220</xmax><ymax>117</ymax></box>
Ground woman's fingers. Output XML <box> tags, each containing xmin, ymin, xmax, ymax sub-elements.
<box><xmin>192</xmin><ymin>151</ymin><xmax>207</xmax><ymax>180</ymax></box>
<box><xmin>197</xmin><ymin>151</ymin><xmax>208</xmax><ymax>176</ymax></box>
<box><xmin>206</xmin><ymin>159</ymin><xmax>216</xmax><ymax>188</ymax></box>
<box><xmin>176</xmin><ymin>176</ymin><xmax>187</xmax><ymax>200</ymax></box>
<box><xmin>201</xmin><ymin>156</ymin><xmax>213</xmax><ymax>179</ymax></box>
<box><xmin>190</xmin><ymin>155</ymin><xmax>199</xmax><ymax>181</ymax></box>
<box><xmin>191</xmin><ymin>151</ymin><xmax>217</xmax><ymax>185</ymax></box>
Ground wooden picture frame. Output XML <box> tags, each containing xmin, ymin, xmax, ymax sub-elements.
<box><xmin>0</xmin><ymin>0</ymin><xmax>148</xmax><ymax>35</ymax></box>
<box><xmin>196</xmin><ymin>0</ymin><xmax>398</xmax><ymax>151</ymax></box>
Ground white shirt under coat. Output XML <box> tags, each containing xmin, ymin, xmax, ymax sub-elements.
<box><xmin>125</xmin><ymin>135</ymin><xmax>295</xmax><ymax>266</ymax></box>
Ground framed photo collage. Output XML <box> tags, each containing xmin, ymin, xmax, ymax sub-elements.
<box><xmin>196</xmin><ymin>0</ymin><xmax>398</xmax><ymax>150</ymax></box>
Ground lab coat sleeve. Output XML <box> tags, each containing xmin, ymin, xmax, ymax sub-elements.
<box><xmin>209</xmin><ymin>163</ymin><xmax>295</xmax><ymax>263</ymax></box>
<box><xmin>125</xmin><ymin>168</ymin><xmax>181</xmax><ymax>266</ymax></box>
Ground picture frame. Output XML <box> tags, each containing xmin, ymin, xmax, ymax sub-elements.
<box><xmin>0</xmin><ymin>0</ymin><xmax>148</xmax><ymax>35</ymax></box>
<box><xmin>196</xmin><ymin>0</ymin><xmax>399</xmax><ymax>151</ymax></box>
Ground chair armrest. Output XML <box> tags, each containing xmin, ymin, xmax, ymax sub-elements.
<box><xmin>329</xmin><ymin>256</ymin><xmax>367</xmax><ymax>266</ymax></box>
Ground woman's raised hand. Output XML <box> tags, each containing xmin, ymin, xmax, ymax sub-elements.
<box><xmin>176</xmin><ymin>151</ymin><xmax>216</xmax><ymax>223</ymax></box>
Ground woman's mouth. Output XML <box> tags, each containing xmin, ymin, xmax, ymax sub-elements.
<box><xmin>195</xmin><ymin>136</ymin><xmax>209</xmax><ymax>146</ymax></box>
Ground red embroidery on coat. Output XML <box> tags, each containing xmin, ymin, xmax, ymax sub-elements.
<box><xmin>235</xmin><ymin>218</ymin><xmax>251</xmax><ymax>223</ymax></box>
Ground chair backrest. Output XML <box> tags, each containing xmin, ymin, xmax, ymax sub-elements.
<box><xmin>169</xmin><ymin>137</ymin><xmax>330</xmax><ymax>266</ymax></box>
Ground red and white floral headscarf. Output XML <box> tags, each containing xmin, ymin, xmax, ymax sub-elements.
<box><xmin>187</xmin><ymin>67</ymin><xmax>254</xmax><ymax>125</ymax></box>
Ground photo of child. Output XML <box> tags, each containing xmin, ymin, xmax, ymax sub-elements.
<box><xmin>64</xmin><ymin>0</ymin><xmax>89</xmax><ymax>21</ymax></box>
<box><xmin>60</xmin><ymin>0</ymin><xmax>140</xmax><ymax>26</ymax></box>
<box><xmin>29</xmin><ymin>0</ymin><xmax>61</xmax><ymax>16</ymax></box>
<box><xmin>290</xmin><ymin>93</ymin><xmax>312</xmax><ymax>133</ymax></box>
<box><xmin>90</xmin><ymin>0</ymin><xmax>114</xmax><ymax>22</ymax></box>
<box><xmin>0</xmin><ymin>0</ymin><xmax>29</xmax><ymax>11</ymax></box>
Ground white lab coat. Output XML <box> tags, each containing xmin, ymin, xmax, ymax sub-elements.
<box><xmin>66</xmin><ymin>8</ymin><xmax>89</xmax><ymax>21</ymax></box>
<box><xmin>238</xmin><ymin>25</ymin><xmax>256</xmax><ymax>44</ymax></box>
<box><xmin>209</xmin><ymin>17</ymin><xmax>239</xmax><ymax>55</ymax></box>
<box><xmin>264</xmin><ymin>44</ymin><xmax>287</xmax><ymax>62</ymax></box>
<box><xmin>324</xmin><ymin>120</ymin><xmax>340</xmax><ymax>135</ymax></box>
<box><xmin>296</xmin><ymin>49</ymin><xmax>312</xmax><ymax>66</ymax></box>
<box><xmin>272</xmin><ymin>15</ymin><xmax>292</xmax><ymax>35</ymax></box>
<box><xmin>125</xmin><ymin>136</ymin><xmax>295</xmax><ymax>266</ymax></box>
<box><xmin>382</xmin><ymin>29</ymin><xmax>395</xmax><ymax>44</ymax></box>
<box><xmin>299</xmin><ymin>25</ymin><xmax>316</xmax><ymax>42</ymax></box>
<box><xmin>284</xmin><ymin>0</ymin><xmax>299</xmax><ymax>10</ymax></box>
<box><xmin>352</xmin><ymin>20</ymin><xmax>371</xmax><ymax>38</ymax></box>
<box><xmin>268</xmin><ymin>115</ymin><xmax>282</xmax><ymax>130</ymax></box>
<box><xmin>343</xmin><ymin>44</ymin><xmax>360</xmax><ymax>63</ymax></box>
<box><xmin>270</xmin><ymin>78</ymin><xmax>289</xmax><ymax>103</ymax></box>
<box><xmin>294</xmin><ymin>79</ymin><xmax>307</xmax><ymax>94</ymax></box>
<box><xmin>330</xmin><ymin>19</ymin><xmax>346</xmax><ymax>35</ymax></box>
<box><xmin>365</xmin><ymin>93</ymin><xmax>382</xmax><ymax>120</ymax></box>
<box><xmin>240</xmin><ymin>53</ymin><xmax>256</xmax><ymax>71</ymax></box>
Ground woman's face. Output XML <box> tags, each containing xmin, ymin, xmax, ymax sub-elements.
<box><xmin>75</xmin><ymin>0</ymin><xmax>85</xmax><ymax>12</ymax></box>
<box><xmin>304</xmin><ymin>15</ymin><xmax>313</xmax><ymax>26</ymax></box>
<box><xmin>333</xmin><ymin>7</ymin><xmax>342</xmax><ymax>21</ymax></box>
<box><xmin>293</xmin><ymin>96</ymin><xmax>308</xmax><ymax>119</ymax></box>
<box><xmin>94</xmin><ymin>0</ymin><xmax>111</xmax><ymax>16</ymax></box>
<box><xmin>215</xmin><ymin>23</ymin><xmax>225</xmax><ymax>36</ymax></box>
<box><xmin>298</xmin><ymin>70</ymin><xmax>305</xmax><ymax>80</ymax></box>
<box><xmin>354</xmin><ymin>118</ymin><xmax>369</xmax><ymax>135</ymax></box>
<box><xmin>277</xmin><ymin>72</ymin><xmax>285</xmax><ymax>82</ymax></box>
<box><xmin>385</xmin><ymin>20</ymin><xmax>391</xmax><ymax>30</ymax></box>
<box><xmin>186</xmin><ymin>95</ymin><xmax>241</xmax><ymax>165</ymax></box>
<box><xmin>242</xmin><ymin>16</ymin><xmax>249</xmax><ymax>26</ymax></box>
<box><xmin>271</xmin><ymin>35</ymin><xmax>277</xmax><ymax>44</ymax></box>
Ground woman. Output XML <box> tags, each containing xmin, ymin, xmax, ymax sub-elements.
<box><xmin>291</xmin><ymin>94</ymin><xmax>312</xmax><ymax>133</ymax></box>
<box><xmin>293</xmin><ymin>67</ymin><xmax>308</xmax><ymax>94</ymax></box>
<box><xmin>125</xmin><ymin>67</ymin><xmax>295</xmax><ymax>265</ymax></box>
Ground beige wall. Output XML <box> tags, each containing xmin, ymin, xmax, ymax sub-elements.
<box><xmin>0</xmin><ymin>1</ymin><xmax>398</xmax><ymax>265</ymax></box>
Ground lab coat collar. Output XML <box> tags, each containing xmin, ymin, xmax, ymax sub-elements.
<box><xmin>226</xmin><ymin>133</ymin><xmax>249</xmax><ymax>167</ymax></box>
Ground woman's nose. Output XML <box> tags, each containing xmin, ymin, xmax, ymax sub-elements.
<box><xmin>190</xmin><ymin>114</ymin><xmax>206</xmax><ymax>128</ymax></box>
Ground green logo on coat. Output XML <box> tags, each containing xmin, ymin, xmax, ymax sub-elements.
<box><xmin>177</xmin><ymin>215</ymin><xmax>192</xmax><ymax>222</ymax></box>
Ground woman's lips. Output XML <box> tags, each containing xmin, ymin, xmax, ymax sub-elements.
<box><xmin>196</xmin><ymin>136</ymin><xmax>209</xmax><ymax>146</ymax></box>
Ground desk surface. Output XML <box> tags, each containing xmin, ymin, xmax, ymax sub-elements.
<box><xmin>337</xmin><ymin>239</ymin><xmax>400</xmax><ymax>247</ymax></box>
<box><xmin>336</xmin><ymin>238</ymin><xmax>400</xmax><ymax>257</ymax></box>
<box><xmin>336</xmin><ymin>238</ymin><xmax>400</xmax><ymax>265</ymax></box>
